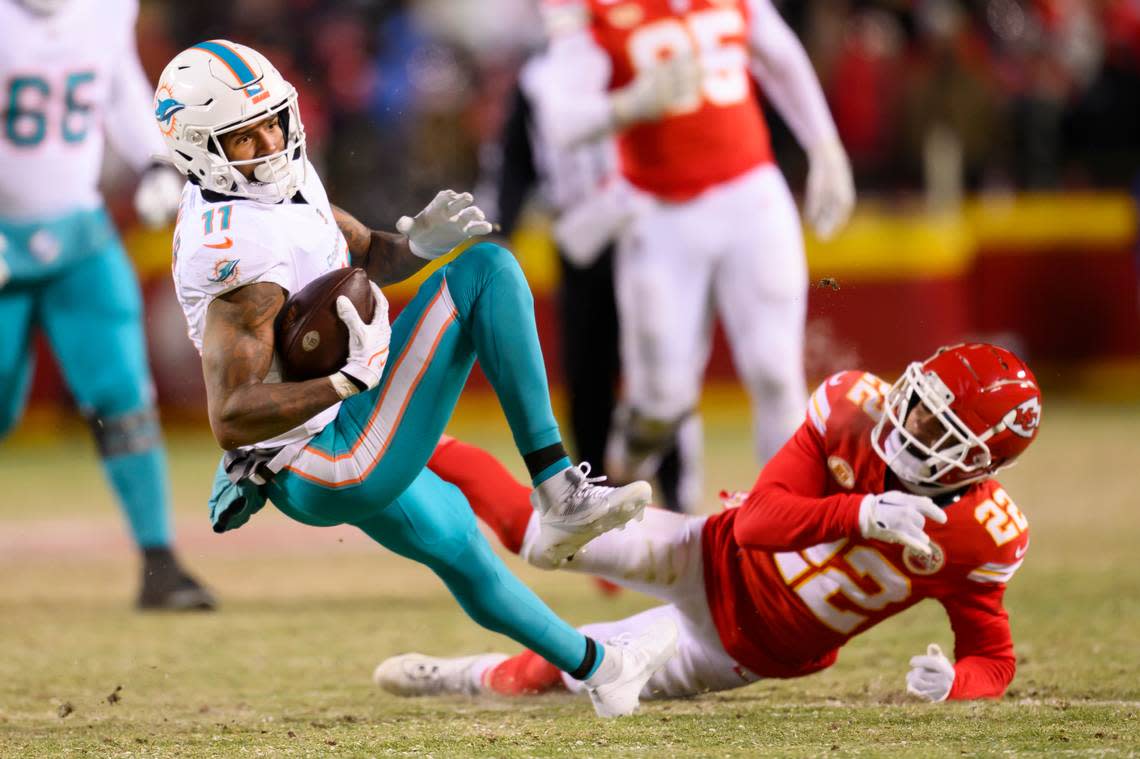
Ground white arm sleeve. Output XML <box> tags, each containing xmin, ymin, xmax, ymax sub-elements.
<box><xmin>746</xmin><ymin>0</ymin><xmax>839</xmax><ymax>153</ymax></box>
<box><xmin>104</xmin><ymin>0</ymin><xmax>167</xmax><ymax>173</ymax></box>
<box><xmin>535</xmin><ymin>6</ymin><xmax>616</xmax><ymax>149</ymax></box>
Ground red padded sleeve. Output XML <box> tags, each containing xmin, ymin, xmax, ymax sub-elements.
<box><xmin>732</xmin><ymin>423</ymin><xmax>863</xmax><ymax>552</ymax></box>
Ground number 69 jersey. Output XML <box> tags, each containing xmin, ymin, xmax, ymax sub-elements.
<box><xmin>544</xmin><ymin>0</ymin><xmax>775</xmax><ymax>200</ymax></box>
<box><xmin>701</xmin><ymin>371</ymin><xmax>1029</xmax><ymax>699</ymax></box>
<box><xmin>0</xmin><ymin>0</ymin><xmax>164</xmax><ymax>220</ymax></box>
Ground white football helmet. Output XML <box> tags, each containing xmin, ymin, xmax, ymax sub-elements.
<box><xmin>154</xmin><ymin>40</ymin><xmax>306</xmax><ymax>204</ymax></box>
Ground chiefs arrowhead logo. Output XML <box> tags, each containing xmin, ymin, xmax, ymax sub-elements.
<box><xmin>1005</xmin><ymin>397</ymin><xmax>1041</xmax><ymax>438</ymax></box>
<box><xmin>827</xmin><ymin>456</ymin><xmax>855</xmax><ymax>489</ymax></box>
<box><xmin>903</xmin><ymin>540</ymin><xmax>945</xmax><ymax>575</ymax></box>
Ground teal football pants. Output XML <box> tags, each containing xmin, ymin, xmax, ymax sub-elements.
<box><xmin>0</xmin><ymin>213</ymin><xmax>172</xmax><ymax>549</ymax></box>
<box><xmin>267</xmin><ymin>243</ymin><xmax>592</xmax><ymax>673</ymax></box>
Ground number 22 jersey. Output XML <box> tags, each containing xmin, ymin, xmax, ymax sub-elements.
<box><xmin>700</xmin><ymin>370</ymin><xmax>1029</xmax><ymax>699</ymax></box>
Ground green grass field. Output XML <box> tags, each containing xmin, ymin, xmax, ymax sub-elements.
<box><xmin>1</xmin><ymin>391</ymin><xmax>1138</xmax><ymax>757</ymax></box>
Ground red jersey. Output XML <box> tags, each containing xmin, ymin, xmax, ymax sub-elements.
<box><xmin>581</xmin><ymin>0</ymin><xmax>774</xmax><ymax>199</ymax></box>
<box><xmin>702</xmin><ymin>371</ymin><xmax>1028</xmax><ymax>700</ymax></box>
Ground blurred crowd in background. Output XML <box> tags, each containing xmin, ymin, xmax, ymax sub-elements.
<box><xmin>120</xmin><ymin>0</ymin><xmax>1140</xmax><ymax>228</ymax></box>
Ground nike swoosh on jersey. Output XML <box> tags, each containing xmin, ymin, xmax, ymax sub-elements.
<box><xmin>204</xmin><ymin>237</ymin><xmax>234</xmax><ymax>249</ymax></box>
<box><xmin>1014</xmin><ymin>543</ymin><xmax>1028</xmax><ymax>558</ymax></box>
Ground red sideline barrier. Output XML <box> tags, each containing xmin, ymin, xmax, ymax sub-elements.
<box><xmin>19</xmin><ymin>194</ymin><xmax>1140</xmax><ymax>416</ymax></box>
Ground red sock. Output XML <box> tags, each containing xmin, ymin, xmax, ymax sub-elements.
<box><xmin>428</xmin><ymin>436</ymin><xmax>533</xmax><ymax>554</ymax></box>
<box><xmin>483</xmin><ymin>651</ymin><xmax>566</xmax><ymax>696</ymax></box>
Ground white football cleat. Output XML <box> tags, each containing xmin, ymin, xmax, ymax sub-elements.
<box><xmin>586</xmin><ymin>617</ymin><xmax>678</xmax><ymax>718</ymax></box>
<box><xmin>526</xmin><ymin>463</ymin><xmax>651</xmax><ymax>568</ymax></box>
<box><xmin>372</xmin><ymin>653</ymin><xmax>507</xmax><ymax>697</ymax></box>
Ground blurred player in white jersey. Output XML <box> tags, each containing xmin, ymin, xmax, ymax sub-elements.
<box><xmin>536</xmin><ymin>0</ymin><xmax>856</xmax><ymax>488</ymax></box>
<box><xmin>488</xmin><ymin>47</ymin><xmax>702</xmax><ymax>514</ymax></box>
<box><xmin>0</xmin><ymin>0</ymin><xmax>213</xmax><ymax>609</ymax></box>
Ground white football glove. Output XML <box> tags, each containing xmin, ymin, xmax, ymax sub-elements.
<box><xmin>610</xmin><ymin>53</ymin><xmax>702</xmax><ymax>128</ymax></box>
<box><xmin>858</xmin><ymin>491</ymin><xmax>947</xmax><ymax>556</ymax></box>
<box><xmin>906</xmin><ymin>643</ymin><xmax>955</xmax><ymax>702</ymax></box>
<box><xmin>553</xmin><ymin>178</ymin><xmax>636</xmax><ymax>267</ymax></box>
<box><xmin>134</xmin><ymin>163</ymin><xmax>184</xmax><ymax>228</ymax></box>
<box><xmin>805</xmin><ymin>139</ymin><xmax>855</xmax><ymax>241</ymax></box>
<box><xmin>331</xmin><ymin>281</ymin><xmax>391</xmax><ymax>398</ymax></box>
<box><xmin>396</xmin><ymin>190</ymin><xmax>493</xmax><ymax>260</ymax></box>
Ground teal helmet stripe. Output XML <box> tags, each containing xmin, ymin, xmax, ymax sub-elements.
<box><xmin>191</xmin><ymin>40</ymin><xmax>259</xmax><ymax>86</ymax></box>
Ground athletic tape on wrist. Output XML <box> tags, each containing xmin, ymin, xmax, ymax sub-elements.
<box><xmin>329</xmin><ymin>371</ymin><xmax>361</xmax><ymax>400</ymax></box>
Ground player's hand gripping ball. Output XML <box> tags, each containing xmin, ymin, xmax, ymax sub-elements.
<box><xmin>275</xmin><ymin>267</ymin><xmax>375</xmax><ymax>381</ymax></box>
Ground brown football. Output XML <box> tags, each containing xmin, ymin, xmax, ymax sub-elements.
<box><xmin>275</xmin><ymin>267</ymin><xmax>375</xmax><ymax>382</ymax></box>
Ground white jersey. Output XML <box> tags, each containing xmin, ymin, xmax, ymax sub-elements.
<box><xmin>519</xmin><ymin>52</ymin><xmax>618</xmax><ymax>215</ymax></box>
<box><xmin>0</xmin><ymin>0</ymin><xmax>164</xmax><ymax>220</ymax></box>
<box><xmin>172</xmin><ymin>161</ymin><xmax>359</xmax><ymax>452</ymax></box>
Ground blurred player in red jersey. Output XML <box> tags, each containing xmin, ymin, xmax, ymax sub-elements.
<box><xmin>529</xmin><ymin>0</ymin><xmax>856</xmax><ymax>497</ymax></box>
<box><xmin>385</xmin><ymin>343</ymin><xmax>1042</xmax><ymax>704</ymax></box>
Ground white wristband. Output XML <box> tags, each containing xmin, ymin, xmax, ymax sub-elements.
<box><xmin>329</xmin><ymin>371</ymin><xmax>360</xmax><ymax>400</ymax></box>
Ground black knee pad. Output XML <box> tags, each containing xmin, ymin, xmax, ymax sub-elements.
<box><xmin>87</xmin><ymin>406</ymin><xmax>162</xmax><ymax>458</ymax></box>
<box><xmin>621</xmin><ymin>406</ymin><xmax>691</xmax><ymax>457</ymax></box>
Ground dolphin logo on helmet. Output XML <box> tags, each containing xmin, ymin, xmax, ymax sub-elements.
<box><xmin>152</xmin><ymin>40</ymin><xmax>307</xmax><ymax>204</ymax></box>
<box><xmin>154</xmin><ymin>97</ymin><xmax>185</xmax><ymax>124</ymax></box>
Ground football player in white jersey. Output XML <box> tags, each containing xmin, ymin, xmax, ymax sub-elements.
<box><xmin>0</xmin><ymin>0</ymin><xmax>211</xmax><ymax>610</ymax></box>
<box><xmin>160</xmin><ymin>40</ymin><xmax>678</xmax><ymax>718</ymax></box>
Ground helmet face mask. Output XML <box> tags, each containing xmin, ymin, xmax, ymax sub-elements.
<box><xmin>155</xmin><ymin>41</ymin><xmax>307</xmax><ymax>204</ymax></box>
<box><xmin>871</xmin><ymin>344</ymin><xmax>1042</xmax><ymax>495</ymax></box>
<box><xmin>873</xmin><ymin>363</ymin><xmax>993</xmax><ymax>495</ymax></box>
<box><xmin>196</xmin><ymin>96</ymin><xmax>306</xmax><ymax>202</ymax></box>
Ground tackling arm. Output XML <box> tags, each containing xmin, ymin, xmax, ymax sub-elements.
<box><xmin>201</xmin><ymin>283</ymin><xmax>342</xmax><ymax>449</ymax></box>
<box><xmin>732</xmin><ymin>423</ymin><xmax>865</xmax><ymax>551</ymax></box>
<box><xmin>332</xmin><ymin>206</ymin><xmax>428</xmax><ymax>286</ymax></box>
<box><xmin>937</xmin><ymin>585</ymin><xmax>1018</xmax><ymax>699</ymax></box>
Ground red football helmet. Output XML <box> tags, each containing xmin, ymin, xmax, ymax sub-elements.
<box><xmin>871</xmin><ymin>343</ymin><xmax>1042</xmax><ymax>494</ymax></box>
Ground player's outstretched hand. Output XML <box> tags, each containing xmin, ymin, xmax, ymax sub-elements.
<box><xmin>805</xmin><ymin>140</ymin><xmax>855</xmax><ymax>241</ymax></box>
<box><xmin>134</xmin><ymin>163</ymin><xmax>184</xmax><ymax>228</ymax></box>
<box><xmin>397</xmin><ymin>190</ymin><xmax>493</xmax><ymax>260</ymax></box>
<box><xmin>333</xmin><ymin>282</ymin><xmax>391</xmax><ymax>397</ymax></box>
<box><xmin>858</xmin><ymin>490</ymin><xmax>947</xmax><ymax>556</ymax></box>
<box><xmin>906</xmin><ymin>643</ymin><xmax>955</xmax><ymax>702</ymax></box>
<box><xmin>610</xmin><ymin>53</ymin><xmax>702</xmax><ymax>128</ymax></box>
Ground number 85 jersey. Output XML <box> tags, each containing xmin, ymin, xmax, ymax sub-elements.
<box><xmin>544</xmin><ymin>0</ymin><xmax>775</xmax><ymax>200</ymax></box>
<box><xmin>701</xmin><ymin>371</ymin><xmax>1029</xmax><ymax>699</ymax></box>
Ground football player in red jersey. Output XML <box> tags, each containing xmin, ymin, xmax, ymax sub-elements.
<box><xmin>531</xmin><ymin>0</ymin><xmax>856</xmax><ymax>503</ymax></box>
<box><xmin>381</xmin><ymin>344</ymin><xmax>1041</xmax><ymax>704</ymax></box>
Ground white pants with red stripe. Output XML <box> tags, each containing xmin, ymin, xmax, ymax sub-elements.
<box><xmin>614</xmin><ymin>163</ymin><xmax>808</xmax><ymax>465</ymax></box>
<box><xmin>522</xmin><ymin>507</ymin><xmax>761</xmax><ymax>698</ymax></box>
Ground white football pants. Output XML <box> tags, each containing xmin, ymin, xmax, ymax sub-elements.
<box><xmin>614</xmin><ymin>163</ymin><xmax>808</xmax><ymax>464</ymax></box>
<box><xmin>522</xmin><ymin>507</ymin><xmax>761</xmax><ymax>698</ymax></box>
